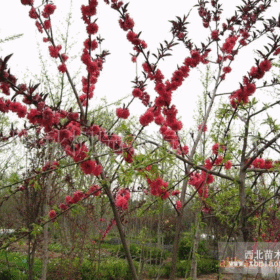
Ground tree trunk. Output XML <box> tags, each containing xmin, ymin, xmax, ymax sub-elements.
<box><xmin>190</xmin><ymin>213</ymin><xmax>200</xmax><ymax>280</ymax></box>
<box><xmin>169</xmin><ymin>179</ymin><xmax>188</xmax><ymax>280</ymax></box>
<box><xmin>41</xmin><ymin>187</ymin><xmax>51</xmax><ymax>280</ymax></box>
<box><xmin>104</xmin><ymin>184</ymin><xmax>138</xmax><ymax>280</ymax></box>
<box><xmin>41</xmin><ymin>145</ymin><xmax>54</xmax><ymax>280</ymax></box>
<box><xmin>27</xmin><ymin>237</ymin><xmax>37</xmax><ymax>280</ymax></box>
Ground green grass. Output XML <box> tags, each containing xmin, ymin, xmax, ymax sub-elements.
<box><xmin>0</xmin><ymin>250</ymin><xmax>42</xmax><ymax>280</ymax></box>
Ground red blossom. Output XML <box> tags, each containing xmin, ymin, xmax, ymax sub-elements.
<box><xmin>21</xmin><ymin>0</ymin><xmax>34</xmax><ymax>5</ymax></box>
<box><xmin>35</xmin><ymin>21</ymin><xmax>43</xmax><ymax>33</ymax></box>
<box><xmin>198</xmin><ymin>123</ymin><xmax>207</xmax><ymax>132</ymax></box>
<box><xmin>223</xmin><ymin>66</ymin><xmax>231</xmax><ymax>73</ymax></box>
<box><xmin>29</xmin><ymin>7</ymin><xmax>38</xmax><ymax>19</ymax></box>
<box><xmin>61</xmin><ymin>54</ymin><xmax>69</xmax><ymax>62</ymax></box>
<box><xmin>119</xmin><ymin>14</ymin><xmax>134</xmax><ymax>31</ymax></box>
<box><xmin>224</xmin><ymin>160</ymin><xmax>232</xmax><ymax>170</ymax></box>
<box><xmin>211</xmin><ymin>30</ymin><xmax>219</xmax><ymax>41</ymax></box>
<box><xmin>43</xmin><ymin>4</ymin><xmax>56</xmax><ymax>16</ymax></box>
<box><xmin>274</xmin><ymin>48</ymin><xmax>280</xmax><ymax>55</ymax></box>
<box><xmin>139</xmin><ymin>110</ymin><xmax>154</xmax><ymax>127</ymax></box>
<box><xmin>84</xmin><ymin>39</ymin><xmax>98</xmax><ymax>50</ymax></box>
<box><xmin>215</xmin><ymin>156</ymin><xmax>223</xmax><ymax>165</ymax></box>
<box><xmin>87</xmin><ymin>184</ymin><xmax>102</xmax><ymax>196</ymax></box>
<box><xmin>48</xmin><ymin>210</ymin><xmax>56</xmax><ymax>219</ymax></box>
<box><xmin>132</xmin><ymin>88</ymin><xmax>143</xmax><ymax>98</ymax></box>
<box><xmin>116</xmin><ymin>108</ymin><xmax>130</xmax><ymax>119</ymax></box>
<box><xmin>181</xmin><ymin>145</ymin><xmax>189</xmax><ymax>155</ymax></box>
<box><xmin>212</xmin><ymin>143</ymin><xmax>220</xmax><ymax>155</ymax></box>
<box><xmin>86</xmin><ymin>23</ymin><xmax>98</xmax><ymax>35</ymax></box>
<box><xmin>154</xmin><ymin>115</ymin><xmax>165</xmax><ymax>125</ymax></box>
<box><xmin>249</xmin><ymin>66</ymin><xmax>265</xmax><ymax>79</ymax></box>
<box><xmin>259</xmin><ymin>60</ymin><xmax>272</xmax><ymax>72</ymax></box>
<box><xmin>172</xmin><ymin>190</ymin><xmax>180</xmax><ymax>196</ymax></box>
<box><xmin>80</xmin><ymin>160</ymin><xmax>96</xmax><ymax>175</ymax></box>
<box><xmin>131</xmin><ymin>56</ymin><xmax>137</xmax><ymax>63</ymax></box>
<box><xmin>176</xmin><ymin>200</ymin><xmax>182</xmax><ymax>210</ymax></box>
<box><xmin>49</xmin><ymin>45</ymin><xmax>62</xmax><ymax>58</ymax></box>
<box><xmin>59</xmin><ymin>203</ymin><xmax>68</xmax><ymax>210</ymax></box>
<box><xmin>65</xmin><ymin>196</ymin><xmax>72</xmax><ymax>205</ymax></box>
<box><xmin>17</xmin><ymin>106</ymin><xmax>27</xmax><ymax>118</ymax></box>
<box><xmin>93</xmin><ymin>164</ymin><xmax>103</xmax><ymax>176</ymax></box>
<box><xmin>204</xmin><ymin>158</ymin><xmax>213</xmax><ymax>170</ymax></box>
<box><xmin>43</xmin><ymin>20</ymin><xmax>51</xmax><ymax>29</ymax></box>
<box><xmin>58</xmin><ymin>64</ymin><xmax>67</xmax><ymax>73</ymax></box>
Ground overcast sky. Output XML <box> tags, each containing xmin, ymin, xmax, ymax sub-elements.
<box><xmin>1</xmin><ymin>0</ymin><xmax>279</xmax><ymax>136</ymax></box>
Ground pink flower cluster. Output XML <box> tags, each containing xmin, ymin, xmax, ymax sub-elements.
<box><xmin>251</xmin><ymin>158</ymin><xmax>276</xmax><ymax>169</ymax></box>
<box><xmin>212</xmin><ymin>143</ymin><xmax>225</xmax><ymax>155</ymax></box>
<box><xmin>230</xmin><ymin>60</ymin><xmax>271</xmax><ymax>107</ymax></box>
<box><xmin>80</xmin><ymin>160</ymin><xmax>103</xmax><ymax>176</ymax></box>
<box><xmin>42</xmin><ymin>4</ymin><xmax>56</xmax><ymax>18</ymax></box>
<box><xmin>25</xmin><ymin>3</ymin><xmax>68</xmax><ymax>73</ymax></box>
<box><xmin>80</xmin><ymin>1</ymin><xmax>101</xmax><ymax>106</ymax></box>
<box><xmin>198</xmin><ymin>5</ymin><xmax>211</xmax><ymax>28</ymax></box>
<box><xmin>48</xmin><ymin>209</ymin><xmax>56</xmax><ymax>220</ymax></box>
<box><xmin>188</xmin><ymin>171</ymin><xmax>214</xmax><ymax>199</ymax></box>
<box><xmin>146</xmin><ymin>177</ymin><xmax>169</xmax><ymax>200</ymax></box>
<box><xmin>115</xmin><ymin>188</ymin><xmax>130</xmax><ymax>210</ymax></box>
<box><xmin>172</xmin><ymin>190</ymin><xmax>180</xmax><ymax>196</ymax></box>
<box><xmin>221</xmin><ymin>35</ymin><xmax>237</xmax><ymax>54</ymax></box>
<box><xmin>81</xmin><ymin>0</ymin><xmax>98</xmax><ymax>24</ymax></box>
<box><xmin>119</xmin><ymin>14</ymin><xmax>134</xmax><ymax>31</ymax></box>
<box><xmin>41</xmin><ymin>161</ymin><xmax>60</xmax><ymax>172</ymax></box>
<box><xmin>198</xmin><ymin>123</ymin><xmax>207</xmax><ymax>132</ymax></box>
<box><xmin>0</xmin><ymin>99</ymin><xmax>27</xmax><ymax>118</ymax></box>
<box><xmin>116</xmin><ymin>108</ymin><xmax>130</xmax><ymax>119</ymax></box>
<box><xmin>176</xmin><ymin>200</ymin><xmax>182</xmax><ymax>210</ymax></box>
<box><xmin>48</xmin><ymin>184</ymin><xmax>102</xmax><ymax>222</ymax></box>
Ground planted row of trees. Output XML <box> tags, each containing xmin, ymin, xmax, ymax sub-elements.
<box><xmin>1</xmin><ymin>0</ymin><xmax>280</xmax><ymax>279</ymax></box>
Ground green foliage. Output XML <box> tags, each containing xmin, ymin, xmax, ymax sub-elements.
<box><xmin>178</xmin><ymin>233</ymin><xmax>208</xmax><ymax>260</ymax></box>
<box><xmin>47</xmin><ymin>257</ymin><xmax>139</xmax><ymax>280</ymax></box>
<box><xmin>7</xmin><ymin>173</ymin><xmax>20</xmax><ymax>184</ymax></box>
<box><xmin>163</xmin><ymin>258</ymin><xmax>218</xmax><ymax>278</ymax></box>
<box><xmin>0</xmin><ymin>251</ymin><xmax>42</xmax><ymax>280</ymax></box>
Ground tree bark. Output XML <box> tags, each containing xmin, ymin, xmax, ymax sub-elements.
<box><xmin>41</xmin><ymin>144</ymin><xmax>55</xmax><ymax>280</ymax></box>
<box><xmin>190</xmin><ymin>213</ymin><xmax>200</xmax><ymax>280</ymax></box>
<box><xmin>104</xmin><ymin>184</ymin><xmax>138</xmax><ymax>280</ymax></box>
<box><xmin>41</xmin><ymin>188</ymin><xmax>51</xmax><ymax>280</ymax></box>
<box><xmin>169</xmin><ymin>67</ymin><xmax>221</xmax><ymax>280</ymax></box>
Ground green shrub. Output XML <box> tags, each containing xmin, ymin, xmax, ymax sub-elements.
<box><xmin>178</xmin><ymin>234</ymin><xmax>208</xmax><ymax>260</ymax></box>
<box><xmin>197</xmin><ymin>257</ymin><xmax>219</xmax><ymax>275</ymax></box>
<box><xmin>0</xmin><ymin>251</ymin><xmax>42</xmax><ymax>280</ymax></box>
<box><xmin>47</xmin><ymin>256</ymin><xmax>139</xmax><ymax>280</ymax></box>
<box><xmin>163</xmin><ymin>257</ymin><xmax>218</xmax><ymax>278</ymax></box>
<box><xmin>0</xmin><ymin>269</ymin><xmax>15</xmax><ymax>280</ymax></box>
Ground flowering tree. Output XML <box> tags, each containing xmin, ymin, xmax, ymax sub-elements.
<box><xmin>1</xmin><ymin>0</ymin><xmax>280</xmax><ymax>279</ymax></box>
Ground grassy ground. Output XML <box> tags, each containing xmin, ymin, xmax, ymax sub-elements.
<box><xmin>0</xmin><ymin>250</ymin><xmax>42</xmax><ymax>279</ymax></box>
<box><xmin>0</xmin><ymin>240</ymin><xmax>219</xmax><ymax>279</ymax></box>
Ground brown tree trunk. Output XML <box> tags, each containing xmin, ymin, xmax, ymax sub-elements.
<box><xmin>104</xmin><ymin>184</ymin><xmax>138</xmax><ymax>280</ymax></box>
<box><xmin>169</xmin><ymin>180</ymin><xmax>187</xmax><ymax>280</ymax></box>
<box><xmin>41</xmin><ymin>144</ymin><xmax>54</xmax><ymax>280</ymax></box>
<box><xmin>190</xmin><ymin>213</ymin><xmax>200</xmax><ymax>280</ymax></box>
<box><xmin>169</xmin><ymin>68</ymin><xmax>220</xmax><ymax>280</ymax></box>
<box><xmin>41</xmin><ymin>187</ymin><xmax>50</xmax><ymax>280</ymax></box>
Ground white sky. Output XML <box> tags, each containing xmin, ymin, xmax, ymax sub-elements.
<box><xmin>0</xmin><ymin>0</ymin><xmax>280</xmax><ymax>136</ymax></box>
